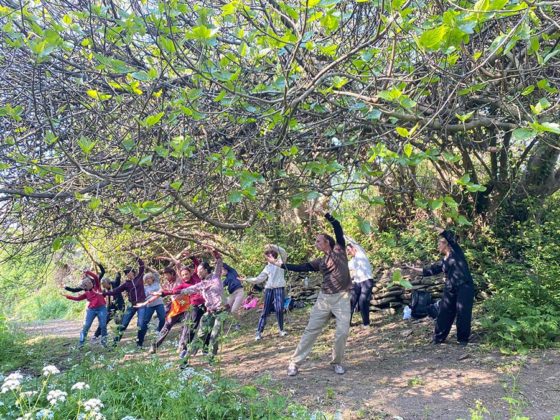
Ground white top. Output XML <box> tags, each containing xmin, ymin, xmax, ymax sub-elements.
<box><xmin>245</xmin><ymin>263</ymin><xmax>286</xmax><ymax>289</ymax></box>
<box><xmin>348</xmin><ymin>243</ymin><xmax>374</xmax><ymax>283</ymax></box>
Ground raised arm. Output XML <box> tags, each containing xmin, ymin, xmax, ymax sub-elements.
<box><xmin>104</xmin><ymin>281</ymin><xmax>127</xmax><ymax>296</ymax></box>
<box><xmin>325</xmin><ymin>213</ymin><xmax>345</xmax><ymax>248</ymax></box>
<box><xmin>137</xmin><ymin>257</ymin><xmax>145</xmax><ymax>278</ymax></box>
<box><xmin>97</xmin><ymin>263</ymin><xmax>106</xmax><ymax>281</ymax></box>
<box><xmin>212</xmin><ymin>251</ymin><xmax>223</xmax><ymax>280</ymax></box>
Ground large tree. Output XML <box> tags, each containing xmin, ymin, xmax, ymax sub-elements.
<box><xmin>0</xmin><ymin>0</ymin><xmax>558</xmax><ymax>251</ymax></box>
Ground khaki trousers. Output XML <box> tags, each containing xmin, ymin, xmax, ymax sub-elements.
<box><xmin>291</xmin><ymin>291</ymin><xmax>351</xmax><ymax>366</ymax></box>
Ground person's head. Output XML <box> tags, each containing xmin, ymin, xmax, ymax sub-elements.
<box><xmin>101</xmin><ymin>278</ymin><xmax>111</xmax><ymax>291</ymax></box>
<box><xmin>437</xmin><ymin>234</ymin><xmax>452</xmax><ymax>255</ymax></box>
<box><xmin>221</xmin><ymin>266</ymin><xmax>229</xmax><ymax>278</ymax></box>
<box><xmin>197</xmin><ymin>261</ymin><xmax>213</xmax><ymax>279</ymax></box>
<box><xmin>346</xmin><ymin>243</ymin><xmax>357</xmax><ymax>257</ymax></box>
<box><xmin>180</xmin><ymin>266</ymin><xmax>192</xmax><ymax>281</ymax></box>
<box><xmin>163</xmin><ymin>266</ymin><xmax>176</xmax><ymax>283</ymax></box>
<box><xmin>315</xmin><ymin>233</ymin><xmax>335</xmax><ymax>253</ymax></box>
<box><xmin>264</xmin><ymin>249</ymin><xmax>278</xmax><ymax>261</ymax></box>
<box><xmin>143</xmin><ymin>273</ymin><xmax>155</xmax><ymax>286</ymax></box>
<box><xmin>123</xmin><ymin>266</ymin><xmax>136</xmax><ymax>281</ymax></box>
<box><xmin>80</xmin><ymin>277</ymin><xmax>94</xmax><ymax>291</ymax></box>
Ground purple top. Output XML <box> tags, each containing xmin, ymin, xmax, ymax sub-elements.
<box><xmin>104</xmin><ymin>258</ymin><xmax>146</xmax><ymax>304</ymax></box>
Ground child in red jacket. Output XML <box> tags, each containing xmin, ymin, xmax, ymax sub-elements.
<box><xmin>64</xmin><ymin>271</ymin><xmax>108</xmax><ymax>347</ymax></box>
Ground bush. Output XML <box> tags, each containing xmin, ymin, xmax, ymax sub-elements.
<box><xmin>0</xmin><ymin>359</ymin><xmax>319</xmax><ymax>419</ymax></box>
<box><xmin>12</xmin><ymin>286</ymin><xmax>82</xmax><ymax>322</ymax></box>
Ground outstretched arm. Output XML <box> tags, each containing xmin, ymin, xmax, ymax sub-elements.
<box><xmin>64</xmin><ymin>285</ymin><xmax>84</xmax><ymax>293</ymax></box>
<box><xmin>325</xmin><ymin>213</ymin><xmax>345</xmax><ymax>248</ymax></box>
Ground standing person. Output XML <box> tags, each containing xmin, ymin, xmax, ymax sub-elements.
<box><xmin>222</xmin><ymin>262</ymin><xmax>245</xmax><ymax>329</ymax></box>
<box><xmin>103</xmin><ymin>257</ymin><xmax>147</xmax><ymax>347</ymax></box>
<box><xmin>144</xmin><ymin>264</ymin><xmax>195</xmax><ymax>354</ymax></box>
<box><xmin>94</xmin><ymin>272</ymin><xmax>125</xmax><ymax>340</ymax></box>
<box><xmin>137</xmin><ymin>269</ymin><xmax>166</xmax><ymax>345</ymax></box>
<box><xmin>180</xmin><ymin>250</ymin><xmax>224</xmax><ymax>365</ymax></box>
<box><xmin>346</xmin><ymin>241</ymin><xmax>375</xmax><ymax>328</ymax></box>
<box><xmin>407</xmin><ymin>229</ymin><xmax>475</xmax><ymax>345</ymax></box>
<box><xmin>63</xmin><ymin>271</ymin><xmax>108</xmax><ymax>347</ymax></box>
<box><xmin>245</xmin><ymin>244</ymin><xmax>288</xmax><ymax>340</ymax></box>
<box><xmin>267</xmin><ymin>213</ymin><xmax>352</xmax><ymax>376</ymax></box>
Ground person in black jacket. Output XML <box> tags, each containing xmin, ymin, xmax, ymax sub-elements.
<box><xmin>407</xmin><ymin>229</ymin><xmax>475</xmax><ymax>345</ymax></box>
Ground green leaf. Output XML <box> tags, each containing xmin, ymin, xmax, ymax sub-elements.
<box><xmin>512</xmin><ymin>128</ymin><xmax>537</xmax><ymax>142</ymax></box>
<box><xmin>419</xmin><ymin>26</ymin><xmax>449</xmax><ymax>51</ymax></box>
<box><xmin>455</xmin><ymin>111</ymin><xmax>474</xmax><ymax>122</ymax></box>
<box><xmin>356</xmin><ymin>216</ymin><xmax>372</xmax><ymax>234</ymax></box>
<box><xmin>188</xmin><ymin>25</ymin><xmax>215</xmax><ymax>40</ymax></box>
<box><xmin>158</xmin><ymin>36</ymin><xmax>175</xmax><ymax>53</ymax></box>
<box><xmin>170</xmin><ymin>181</ymin><xmax>183</xmax><ymax>191</ymax></box>
<box><xmin>530</xmin><ymin>122</ymin><xmax>560</xmax><ymax>135</ymax></box>
<box><xmin>89</xmin><ymin>198</ymin><xmax>101</xmax><ymax>210</ymax></box>
<box><xmin>78</xmin><ymin>136</ymin><xmax>96</xmax><ymax>155</ymax></box>
<box><xmin>86</xmin><ymin>89</ymin><xmax>112</xmax><ymax>101</ymax></box>
<box><xmin>52</xmin><ymin>237</ymin><xmax>63</xmax><ymax>252</ymax></box>
<box><xmin>403</xmin><ymin>143</ymin><xmax>413</xmax><ymax>157</ymax></box>
<box><xmin>228</xmin><ymin>190</ymin><xmax>243</xmax><ymax>203</ymax></box>
<box><xmin>396</xmin><ymin>127</ymin><xmax>410</xmax><ymax>138</ymax></box>
<box><xmin>141</xmin><ymin>112</ymin><xmax>164</xmax><ymax>127</ymax></box>
<box><xmin>429</xmin><ymin>198</ymin><xmax>443</xmax><ymax>210</ymax></box>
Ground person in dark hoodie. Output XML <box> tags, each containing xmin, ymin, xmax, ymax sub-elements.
<box><xmin>222</xmin><ymin>262</ymin><xmax>244</xmax><ymax>328</ymax></box>
<box><xmin>407</xmin><ymin>228</ymin><xmax>475</xmax><ymax>346</ymax></box>
<box><xmin>103</xmin><ymin>257</ymin><xmax>146</xmax><ymax>347</ymax></box>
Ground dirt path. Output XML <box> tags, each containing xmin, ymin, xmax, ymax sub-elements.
<box><xmin>218</xmin><ymin>309</ymin><xmax>560</xmax><ymax>420</ymax></box>
<box><xmin>19</xmin><ymin>313</ymin><xmax>560</xmax><ymax>419</ymax></box>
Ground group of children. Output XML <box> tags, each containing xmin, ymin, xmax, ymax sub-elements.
<box><xmin>64</xmin><ymin>214</ymin><xmax>474</xmax><ymax>376</ymax></box>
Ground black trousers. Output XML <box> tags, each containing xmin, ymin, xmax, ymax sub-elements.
<box><xmin>434</xmin><ymin>283</ymin><xmax>474</xmax><ymax>343</ymax></box>
<box><xmin>350</xmin><ymin>279</ymin><xmax>374</xmax><ymax>326</ymax></box>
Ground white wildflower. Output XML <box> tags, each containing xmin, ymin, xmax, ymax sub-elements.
<box><xmin>42</xmin><ymin>366</ymin><xmax>60</xmax><ymax>376</ymax></box>
<box><xmin>83</xmin><ymin>398</ymin><xmax>104</xmax><ymax>412</ymax></box>
<box><xmin>2</xmin><ymin>379</ymin><xmax>21</xmax><ymax>393</ymax></box>
<box><xmin>35</xmin><ymin>409</ymin><xmax>54</xmax><ymax>419</ymax></box>
<box><xmin>20</xmin><ymin>390</ymin><xmax>38</xmax><ymax>398</ymax></box>
<box><xmin>16</xmin><ymin>414</ymin><xmax>33</xmax><ymax>420</ymax></box>
<box><xmin>90</xmin><ymin>413</ymin><xmax>106</xmax><ymax>420</ymax></box>
<box><xmin>120</xmin><ymin>416</ymin><xmax>138</xmax><ymax>420</ymax></box>
<box><xmin>71</xmin><ymin>382</ymin><xmax>90</xmax><ymax>391</ymax></box>
<box><xmin>5</xmin><ymin>372</ymin><xmax>24</xmax><ymax>382</ymax></box>
<box><xmin>166</xmin><ymin>390</ymin><xmax>179</xmax><ymax>399</ymax></box>
<box><xmin>46</xmin><ymin>389</ymin><xmax>67</xmax><ymax>405</ymax></box>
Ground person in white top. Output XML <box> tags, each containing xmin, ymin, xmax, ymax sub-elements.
<box><xmin>244</xmin><ymin>244</ymin><xmax>288</xmax><ymax>340</ymax></box>
<box><xmin>347</xmin><ymin>240</ymin><xmax>375</xmax><ymax>327</ymax></box>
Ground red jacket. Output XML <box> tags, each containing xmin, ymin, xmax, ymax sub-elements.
<box><xmin>65</xmin><ymin>290</ymin><xmax>106</xmax><ymax>309</ymax></box>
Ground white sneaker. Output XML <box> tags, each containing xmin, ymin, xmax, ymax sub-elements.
<box><xmin>333</xmin><ymin>364</ymin><xmax>346</xmax><ymax>375</ymax></box>
<box><xmin>279</xmin><ymin>330</ymin><xmax>288</xmax><ymax>337</ymax></box>
<box><xmin>255</xmin><ymin>333</ymin><xmax>262</xmax><ymax>341</ymax></box>
<box><xmin>287</xmin><ymin>363</ymin><xmax>298</xmax><ymax>376</ymax></box>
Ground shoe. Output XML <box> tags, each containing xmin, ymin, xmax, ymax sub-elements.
<box><xmin>279</xmin><ymin>330</ymin><xmax>288</xmax><ymax>337</ymax></box>
<box><xmin>179</xmin><ymin>350</ymin><xmax>187</xmax><ymax>359</ymax></box>
<box><xmin>457</xmin><ymin>341</ymin><xmax>468</xmax><ymax>347</ymax></box>
<box><xmin>333</xmin><ymin>364</ymin><xmax>346</xmax><ymax>375</ymax></box>
<box><xmin>287</xmin><ymin>363</ymin><xmax>298</xmax><ymax>376</ymax></box>
<box><xmin>255</xmin><ymin>333</ymin><xmax>262</xmax><ymax>341</ymax></box>
<box><xmin>91</xmin><ymin>336</ymin><xmax>99</xmax><ymax>343</ymax></box>
<box><xmin>148</xmin><ymin>344</ymin><xmax>156</xmax><ymax>354</ymax></box>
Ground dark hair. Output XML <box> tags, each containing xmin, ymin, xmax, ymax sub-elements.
<box><xmin>321</xmin><ymin>234</ymin><xmax>335</xmax><ymax>249</ymax></box>
<box><xmin>200</xmin><ymin>261</ymin><xmax>213</xmax><ymax>273</ymax></box>
<box><xmin>265</xmin><ymin>250</ymin><xmax>278</xmax><ymax>259</ymax></box>
<box><xmin>123</xmin><ymin>266</ymin><xmax>135</xmax><ymax>275</ymax></box>
<box><xmin>163</xmin><ymin>266</ymin><xmax>176</xmax><ymax>276</ymax></box>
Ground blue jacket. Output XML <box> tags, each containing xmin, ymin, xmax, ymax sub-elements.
<box><xmin>222</xmin><ymin>263</ymin><xmax>243</xmax><ymax>294</ymax></box>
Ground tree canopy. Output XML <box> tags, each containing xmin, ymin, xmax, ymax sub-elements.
<box><xmin>0</xmin><ymin>0</ymin><xmax>558</xmax><ymax>253</ymax></box>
